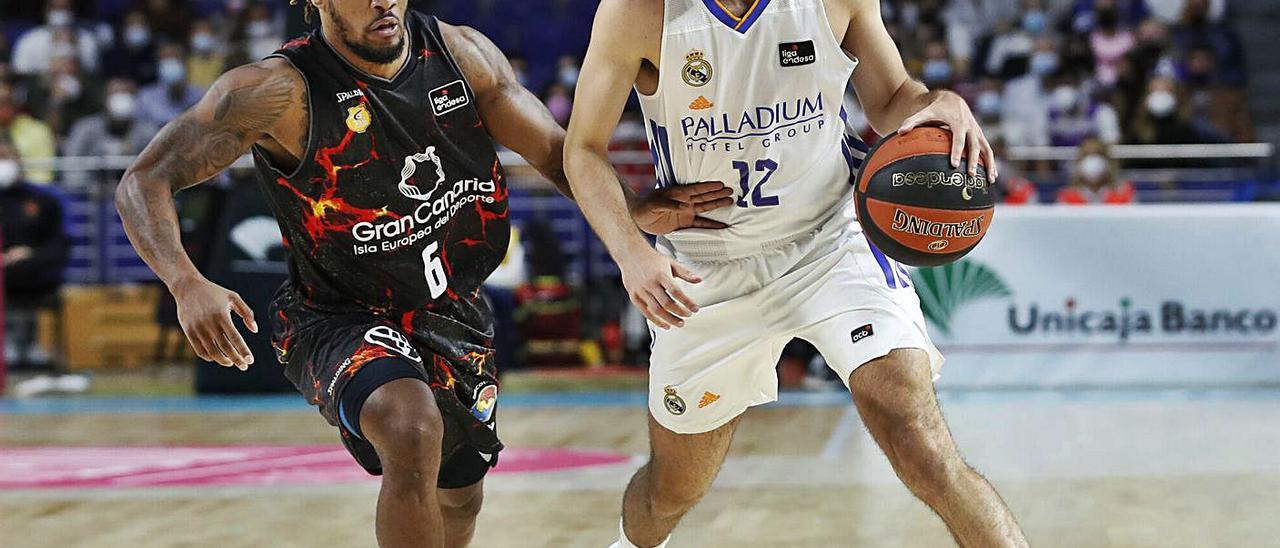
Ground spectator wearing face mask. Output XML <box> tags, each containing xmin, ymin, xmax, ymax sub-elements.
<box><xmin>31</xmin><ymin>55</ymin><xmax>100</xmax><ymax>139</ymax></box>
<box><xmin>1088</xmin><ymin>0</ymin><xmax>1136</xmax><ymax>86</ymax></box>
<box><xmin>136</xmin><ymin>43</ymin><xmax>205</xmax><ymax>127</ymax></box>
<box><xmin>63</xmin><ymin>79</ymin><xmax>160</xmax><ymax>187</ymax></box>
<box><xmin>543</xmin><ymin>83</ymin><xmax>574</xmax><ymax>127</ymax></box>
<box><xmin>1058</xmin><ymin>138</ymin><xmax>1135</xmax><ymax>204</ymax></box>
<box><xmin>0</xmin><ymin>82</ymin><xmax>56</xmax><ymax>184</ymax></box>
<box><xmin>1045</xmin><ymin>75</ymin><xmax>1122</xmax><ymax>146</ymax></box>
<box><xmin>141</xmin><ymin>0</ymin><xmax>198</xmax><ymax>43</ymax></box>
<box><xmin>983</xmin><ymin>0</ymin><xmax>1044</xmax><ymax>78</ymax></box>
<box><xmin>920</xmin><ymin>41</ymin><xmax>955</xmax><ymax>88</ymax></box>
<box><xmin>241</xmin><ymin>4</ymin><xmax>284</xmax><ymax>61</ymax></box>
<box><xmin>1073</xmin><ymin>0</ymin><xmax>1150</xmax><ymax>32</ymax></box>
<box><xmin>11</xmin><ymin>0</ymin><xmax>102</xmax><ymax>76</ymax></box>
<box><xmin>1170</xmin><ymin>0</ymin><xmax>1246</xmax><ymax>87</ymax></box>
<box><xmin>1128</xmin><ymin>76</ymin><xmax>1224</xmax><ymax>148</ymax></box>
<box><xmin>186</xmin><ymin>20</ymin><xmax>226</xmax><ymax>90</ymax></box>
<box><xmin>104</xmin><ymin>11</ymin><xmax>160</xmax><ymax>85</ymax></box>
<box><xmin>1000</xmin><ymin>38</ymin><xmax>1063</xmax><ymax>148</ymax></box>
<box><xmin>556</xmin><ymin>55</ymin><xmax>582</xmax><ymax>90</ymax></box>
<box><xmin>1182</xmin><ymin>46</ymin><xmax>1253</xmax><ymax>142</ymax></box>
<box><xmin>0</xmin><ymin>139</ymin><xmax>71</xmax><ymax>373</ymax></box>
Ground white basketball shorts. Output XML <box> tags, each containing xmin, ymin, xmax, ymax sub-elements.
<box><xmin>648</xmin><ymin>209</ymin><xmax>944</xmax><ymax>434</ymax></box>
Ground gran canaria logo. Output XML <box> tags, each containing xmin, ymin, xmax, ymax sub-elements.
<box><xmin>682</xmin><ymin>49</ymin><xmax>713</xmax><ymax>87</ymax></box>
<box><xmin>891</xmin><ymin>171</ymin><xmax>988</xmax><ymax>200</ymax></box>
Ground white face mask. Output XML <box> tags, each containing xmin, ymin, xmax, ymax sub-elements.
<box><xmin>47</xmin><ymin>10</ymin><xmax>74</xmax><ymax>28</ymax></box>
<box><xmin>248</xmin><ymin>21</ymin><xmax>273</xmax><ymax>39</ymax></box>
<box><xmin>1051</xmin><ymin>85</ymin><xmax>1078</xmax><ymax>111</ymax></box>
<box><xmin>158</xmin><ymin>58</ymin><xmax>186</xmax><ymax>84</ymax></box>
<box><xmin>1078</xmin><ymin>154</ymin><xmax>1109</xmax><ymax>183</ymax></box>
<box><xmin>0</xmin><ymin>160</ymin><xmax>21</xmax><ymax>188</ymax></box>
<box><xmin>1146</xmin><ymin>90</ymin><xmax>1176</xmax><ymax>117</ymax></box>
<box><xmin>191</xmin><ymin>32</ymin><xmax>217</xmax><ymax>54</ymax></box>
<box><xmin>107</xmin><ymin>92</ymin><xmax>137</xmax><ymax>119</ymax></box>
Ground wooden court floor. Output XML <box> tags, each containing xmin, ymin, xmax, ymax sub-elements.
<box><xmin>3</xmin><ymin>390</ymin><xmax>1279</xmax><ymax>547</ymax></box>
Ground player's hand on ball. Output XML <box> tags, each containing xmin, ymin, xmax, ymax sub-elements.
<box><xmin>897</xmin><ymin>91</ymin><xmax>999</xmax><ymax>181</ymax></box>
<box><xmin>170</xmin><ymin>274</ymin><xmax>258</xmax><ymax>370</ymax></box>
<box><xmin>619</xmin><ymin>249</ymin><xmax>703</xmax><ymax>329</ymax></box>
<box><xmin>631</xmin><ymin>181</ymin><xmax>734</xmax><ymax>235</ymax></box>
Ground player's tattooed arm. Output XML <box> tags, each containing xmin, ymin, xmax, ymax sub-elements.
<box><xmin>443</xmin><ymin>23</ymin><xmax>577</xmax><ymax>200</ymax></box>
<box><xmin>116</xmin><ymin>60</ymin><xmax>305</xmax><ymax>370</ymax></box>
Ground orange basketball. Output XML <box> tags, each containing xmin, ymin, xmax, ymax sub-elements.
<box><xmin>854</xmin><ymin>127</ymin><xmax>994</xmax><ymax>267</ymax></box>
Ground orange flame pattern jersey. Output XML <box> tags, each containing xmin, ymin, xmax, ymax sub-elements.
<box><xmin>252</xmin><ymin>12</ymin><xmax>510</xmax><ymax>340</ymax></box>
<box><xmin>257</xmin><ymin>13</ymin><xmax>509</xmax><ymax>465</ymax></box>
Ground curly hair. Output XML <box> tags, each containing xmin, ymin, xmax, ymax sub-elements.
<box><xmin>290</xmin><ymin>0</ymin><xmax>318</xmax><ymax>23</ymax></box>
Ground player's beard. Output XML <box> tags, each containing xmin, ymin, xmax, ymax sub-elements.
<box><xmin>328</xmin><ymin>5</ymin><xmax>406</xmax><ymax>65</ymax></box>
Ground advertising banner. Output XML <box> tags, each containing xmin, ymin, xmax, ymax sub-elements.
<box><xmin>923</xmin><ymin>205</ymin><xmax>1280</xmax><ymax>388</ymax></box>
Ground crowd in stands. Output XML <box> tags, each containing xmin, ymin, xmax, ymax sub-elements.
<box><xmin>0</xmin><ymin>0</ymin><xmax>1261</xmax><ymax>205</ymax></box>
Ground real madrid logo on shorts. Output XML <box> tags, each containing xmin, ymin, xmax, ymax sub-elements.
<box><xmin>682</xmin><ymin>49</ymin><xmax>713</xmax><ymax>88</ymax></box>
<box><xmin>663</xmin><ymin>386</ymin><xmax>687</xmax><ymax>415</ymax></box>
<box><xmin>346</xmin><ymin>103</ymin><xmax>371</xmax><ymax>134</ymax></box>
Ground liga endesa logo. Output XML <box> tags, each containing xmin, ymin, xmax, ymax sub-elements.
<box><xmin>912</xmin><ymin>260</ymin><xmax>1279</xmax><ymax>340</ymax></box>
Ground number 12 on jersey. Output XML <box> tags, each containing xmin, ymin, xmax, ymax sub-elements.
<box><xmin>423</xmin><ymin>241</ymin><xmax>449</xmax><ymax>299</ymax></box>
<box><xmin>734</xmin><ymin>159</ymin><xmax>780</xmax><ymax>208</ymax></box>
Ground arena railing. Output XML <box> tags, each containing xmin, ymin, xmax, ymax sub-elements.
<box><xmin>17</xmin><ymin>143</ymin><xmax>1278</xmax><ymax>284</ymax></box>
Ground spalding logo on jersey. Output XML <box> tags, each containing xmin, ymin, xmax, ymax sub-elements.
<box><xmin>682</xmin><ymin>49</ymin><xmax>713</xmax><ymax>87</ymax></box>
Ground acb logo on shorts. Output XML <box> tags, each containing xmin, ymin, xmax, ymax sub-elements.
<box><xmin>663</xmin><ymin>386</ymin><xmax>687</xmax><ymax>415</ymax></box>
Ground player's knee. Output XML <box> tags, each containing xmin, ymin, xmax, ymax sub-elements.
<box><xmin>360</xmin><ymin>379</ymin><xmax>444</xmax><ymax>470</ymax></box>
<box><xmin>440</xmin><ymin>485</ymin><xmax>484</xmax><ymax>519</ymax></box>
<box><xmin>647</xmin><ymin>471</ymin><xmax>710</xmax><ymax>518</ymax></box>
<box><xmin>883</xmin><ymin>417</ymin><xmax>964</xmax><ymax>498</ymax></box>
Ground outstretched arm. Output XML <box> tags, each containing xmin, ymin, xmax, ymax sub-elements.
<box><xmin>116</xmin><ymin>60</ymin><xmax>304</xmax><ymax>370</ymax></box>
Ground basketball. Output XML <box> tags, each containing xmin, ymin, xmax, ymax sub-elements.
<box><xmin>855</xmin><ymin>127</ymin><xmax>994</xmax><ymax>267</ymax></box>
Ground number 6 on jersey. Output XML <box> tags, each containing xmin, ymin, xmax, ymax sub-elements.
<box><xmin>423</xmin><ymin>241</ymin><xmax>448</xmax><ymax>298</ymax></box>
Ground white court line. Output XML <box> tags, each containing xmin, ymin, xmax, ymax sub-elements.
<box><xmin>819</xmin><ymin>406</ymin><xmax>860</xmax><ymax>461</ymax></box>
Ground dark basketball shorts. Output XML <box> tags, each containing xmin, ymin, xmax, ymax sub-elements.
<box><xmin>271</xmin><ymin>294</ymin><xmax>502</xmax><ymax>488</ymax></box>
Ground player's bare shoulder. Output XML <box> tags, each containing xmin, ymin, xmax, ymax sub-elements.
<box><xmin>592</xmin><ymin>0</ymin><xmax>663</xmax><ymax>58</ymax></box>
<box><xmin>436</xmin><ymin>22</ymin><xmax>507</xmax><ymax>96</ymax></box>
<box><xmin>210</xmin><ymin>58</ymin><xmax>309</xmax><ymax>165</ymax></box>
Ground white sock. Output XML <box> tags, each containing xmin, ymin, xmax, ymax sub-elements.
<box><xmin>608</xmin><ymin>519</ymin><xmax>670</xmax><ymax>548</ymax></box>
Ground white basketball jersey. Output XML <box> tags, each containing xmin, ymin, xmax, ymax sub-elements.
<box><xmin>639</xmin><ymin>0</ymin><xmax>866</xmax><ymax>260</ymax></box>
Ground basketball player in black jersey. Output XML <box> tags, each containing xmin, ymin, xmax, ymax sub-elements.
<box><xmin>116</xmin><ymin>1</ymin><xmax>734</xmax><ymax>546</ymax></box>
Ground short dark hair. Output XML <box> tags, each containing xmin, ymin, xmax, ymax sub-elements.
<box><xmin>291</xmin><ymin>0</ymin><xmax>317</xmax><ymax>23</ymax></box>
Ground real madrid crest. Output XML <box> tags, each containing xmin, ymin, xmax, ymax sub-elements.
<box><xmin>682</xmin><ymin>49</ymin><xmax>713</xmax><ymax>88</ymax></box>
<box><xmin>346</xmin><ymin>103</ymin><xmax>371</xmax><ymax>134</ymax></box>
<box><xmin>663</xmin><ymin>386</ymin><xmax>687</xmax><ymax>415</ymax></box>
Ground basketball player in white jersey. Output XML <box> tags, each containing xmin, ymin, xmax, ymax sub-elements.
<box><xmin>564</xmin><ymin>0</ymin><xmax>1027</xmax><ymax>546</ymax></box>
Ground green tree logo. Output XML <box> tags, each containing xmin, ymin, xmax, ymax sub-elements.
<box><xmin>910</xmin><ymin>260</ymin><xmax>1012</xmax><ymax>335</ymax></box>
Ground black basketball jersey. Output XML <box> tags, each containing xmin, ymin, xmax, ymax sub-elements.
<box><xmin>253</xmin><ymin>13</ymin><xmax>510</xmax><ymax>341</ymax></box>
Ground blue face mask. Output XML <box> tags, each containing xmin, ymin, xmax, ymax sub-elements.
<box><xmin>1029</xmin><ymin>52</ymin><xmax>1059</xmax><ymax>76</ymax></box>
<box><xmin>977</xmin><ymin>91</ymin><xmax>1002</xmax><ymax>117</ymax></box>
<box><xmin>923</xmin><ymin>60</ymin><xmax>952</xmax><ymax>83</ymax></box>
<box><xmin>1022</xmin><ymin>11</ymin><xmax>1047</xmax><ymax>35</ymax></box>
<box><xmin>158</xmin><ymin>58</ymin><xmax>186</xmax><ymax>84</ymax></box>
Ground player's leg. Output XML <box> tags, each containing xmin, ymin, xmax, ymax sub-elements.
<box><xmin>615</xmin><ymin>414</ymin><xmax>742</xmax><ymax>548</ymax></box>
<box><xmin>437</xmin><ymin>449</ymin><xmax>492</xmax><ymax>547</ymax></box>
<box><xmin>438</xmin><ymin>480</ymin><xmax>483</xmax><ymax>546</ymax></box>
<box><xmin>359</xmin><ymin>377</ymin><xmax>449</xmax><ymax>548</ymax></box>
<box><xmin>849</xmin><ymin>349</ymin><xmax>1027</xmax><ymax>547</ymax></box>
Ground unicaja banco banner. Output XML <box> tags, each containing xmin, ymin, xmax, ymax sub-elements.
<box><xmin>911</xmin><ymin>205</ymin><xmax>1280</xmax><ymax>388</ymax></box>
